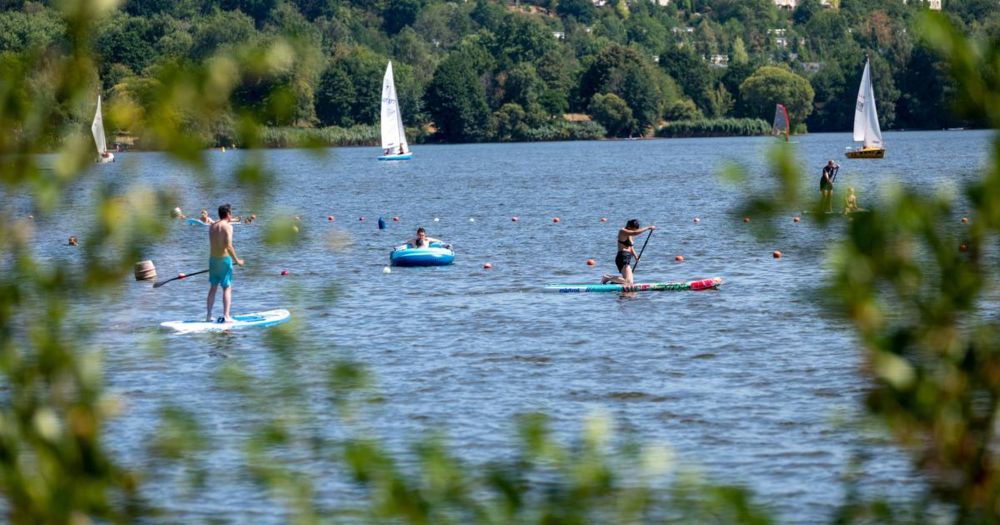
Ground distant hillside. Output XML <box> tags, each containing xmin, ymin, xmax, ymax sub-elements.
<box><xmin>1</xmin><ymin>0</ymin><xmax>992</xmax><ymax>144</ymax></box>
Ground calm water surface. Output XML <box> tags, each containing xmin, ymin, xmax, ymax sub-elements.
<box><xmin>17</xmin><ymin>130</ymin><xmax>995</xmax><ymax>521</ymax></box>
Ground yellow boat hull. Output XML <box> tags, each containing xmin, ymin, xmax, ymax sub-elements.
<box><xmin>845</xmin><ymin>147</ymin><xmax>885</xmax><ymax>159</ymax></box>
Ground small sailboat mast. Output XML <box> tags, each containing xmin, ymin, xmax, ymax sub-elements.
<box><xmin>846</xmin><ymin>57</ymin><xmax>885</xmax><ymax>159</ymax></box>
<box><xmin>772</xmin><ymin>103</ymin><xmax>790</xmax><ymax>142</ymax></box>
<box><xmin>378</xmin><ymin>61</ymin><xmax>411</xmax><ymax>160</ymax></box>
<box><xmin>91</xmin><ymin>94</ymin><xmax>114</xmax><ymax>163</ymax></box>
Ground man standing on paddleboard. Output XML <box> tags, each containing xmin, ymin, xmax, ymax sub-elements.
<box><xmin>207</xmin><ymin>203</ymin><xmax>244</xmax><ymax>322</ymax></box>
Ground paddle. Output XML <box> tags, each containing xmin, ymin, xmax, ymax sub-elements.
<box><xmin>631</xmin><ymin>229</ymin><xmax>653</xmax><ymax>272</ymax></box>
<box><xmin>153</xmin><ymin>269</ymin><xmax>209</xmax><ymax>288</ymax></box>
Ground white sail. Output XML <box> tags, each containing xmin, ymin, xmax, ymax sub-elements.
<box><xmin>91</xmin><ymin>95</ymin><xmax>108</xmax><ymax>155</ymax></box>
<box><xmin>380</xmin><ymin>61</ymin><xmax>409</xmax><ymax>154</ymax></box>
<box><xmin>852</xmin><ymin>59</ymin><xmax>883</xmax><ymax>149</ymax></box>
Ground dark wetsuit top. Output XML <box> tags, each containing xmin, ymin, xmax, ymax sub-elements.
<box><xmin>615</xmin><ymin>236</ymin><xmax>634</xmax><ymax>272</ymax></box>
<box><xmin>820</xmin><ymin>166</ymin><xmax>836</xmax><ymax>191</ymax></box>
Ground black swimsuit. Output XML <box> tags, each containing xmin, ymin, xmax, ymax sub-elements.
<box><xmin>615</xmin><ymin>237</ymin><xmax>634</xmax><ymax>272</ymax></box>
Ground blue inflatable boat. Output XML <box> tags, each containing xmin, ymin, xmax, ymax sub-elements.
<box><xmin>390</xmin><ymin>242</ymin><xmax>455</xmax><ymax>267</ymax></box>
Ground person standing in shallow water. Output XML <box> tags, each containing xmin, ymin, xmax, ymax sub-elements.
<box><xmin>207</xmin><ymin>203</ymin><xmax>244</xmax><ymax>322</ymax></box>
<box><xmin>602</xmin><ymin>219</ymin><xmax>656</xmax><ymax>285</ymax></box>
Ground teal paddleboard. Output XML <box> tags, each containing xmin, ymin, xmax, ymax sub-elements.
<box><xmin>160</xmin><ymin>309</ymin><xmax>290</xmax><ymax>333</ymax></box>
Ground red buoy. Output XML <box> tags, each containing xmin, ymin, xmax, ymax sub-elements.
<box><xmin>553</xmin><ymin>217</ymin><xmax>560</xmax><ymax>223</ymax></box>
<box><xmin>586</xmin><ymin>259</ymin><xmax>595</xmax><ymax>266</ymax></box>
<box><xmin>327</xmin><ymin>215</ymin><xmax>334</xmax><ymax>221</ymax></box>
<box><xmin>178</xmin><ymin>273</ymin><xmax>186</xmax><ymax>279</ymax></box>
<box><xmin>281</xmin><ymin>269</ymin><xmax>289</xmax><ymax>275</ymax></box>
<box><xmin>483</xmin><ymin>262</ymin><xmax>493</xmax><ymax>269</ymax></box>
<box><xmin>773</xmin><ymin>250</ymin><xmax>782</xmax><ymax>259</ymax></box>
<box><xmin>674</xmin><ymin>255</ymin><xmax>684</xmax><ymax>262</ymax></box>
<box><xmin>393</xmin><ymin>216</ymin><xmax>400</xmax><ymax>222</ymax></box>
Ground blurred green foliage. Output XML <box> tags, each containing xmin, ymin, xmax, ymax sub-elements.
<box><xmin>737</xmin><ymin>11</ymin><xmax>1000</xmax><ymax>523</ymax></box>
<box><xmin>2</xmin><ymin>1</ymin><xmax>1000</xmax><ymax>523</ymax></box>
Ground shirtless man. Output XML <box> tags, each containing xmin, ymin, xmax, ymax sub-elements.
<box><xmin>207</xmin><ymin>203</ymin><xmax>244</xmax><ymax>322</ymax></box>
<box><xmin>407</xmin><ymin>227</ymin><xmax>446</xmax><ymax>248</ymax></box>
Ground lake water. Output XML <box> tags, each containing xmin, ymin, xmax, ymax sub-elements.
<box><xmin>16</xmin><ymin>130</ymin><xmax>995</xmax><ymax>521</ymax></box>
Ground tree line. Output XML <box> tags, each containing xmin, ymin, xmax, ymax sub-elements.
<box><xmin>0</xmin><ymin>0</ymin><xmax>995</xmax><ymax>145</ymax></box>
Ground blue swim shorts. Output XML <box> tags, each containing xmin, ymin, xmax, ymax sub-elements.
<box><xmin>209</xmin><ymin>256</ymin><xmax>234</xmax><ymax>288</ymax></box>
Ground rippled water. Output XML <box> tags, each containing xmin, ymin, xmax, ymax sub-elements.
<box><xmin>14</xmin><ymin>130</ymin><xmax>995</xmax><ymax>521</ymax></box>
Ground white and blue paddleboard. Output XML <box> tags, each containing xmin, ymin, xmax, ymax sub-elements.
<box><xmin>160</xmin><ymin>309</ymin><xmax>291</xmax><ymax>333</ymax></box>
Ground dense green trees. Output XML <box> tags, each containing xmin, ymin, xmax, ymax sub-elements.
<box><xmin>739</xmin><ymin>65</ymin><xmax>815</xmax><ymax>127</ymax></box>
<box><xmin>0</xmin><ymin>0</ymin><xmax>993</xmax><ymax>145</ymax></box>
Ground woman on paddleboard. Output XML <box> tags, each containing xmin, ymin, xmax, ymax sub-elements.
<box><xmin>602</xmin><ymin>219</ymin><xmax>655</xmax><ymax>285</ymax></box>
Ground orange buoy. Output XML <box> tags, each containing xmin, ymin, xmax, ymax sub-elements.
<box><xmin>600</xmin><ymin>217</ymin><xmax>608</xmax><ymax>222</ymax></box>
<box><xmin>793</xmin><ymin>216</ymin><xmax>801</xmax><ymax>223</ymax></box>
<box><xmin>674</xmin><ymin>255</ymin><xmax>684</xmax><ymax>262</ymax></box>
<box><xmin>553</xmin><ymin>217</ymin><xmax>560</xmax><ymax>223</ymax></box>
<box><xmin>281</xmin><ymin>269</ymin><xmax>289</xmax><ymax>275</ymax></box>
<box><xmin>586</xmin><ymin>258</ymin><xmax>595</xmax><ymax>266</ymax></box>
<box><xmin>483</xmin><ymin>262</ymin><xmax>493</xmax><ymax>269</ymax></box>
<box><xmin>773</xmin><ymin>250</ymin><xmax>782</xmax><ymax>259</ymax></box>
<box><xmin>961</xmin><ymin>217</ymin><xmax>969</xmax><ymax>224</ymax></box>
<box><xmin>693</xmin><ymin>217</ymin><xmax>700</xmax><ymax>224</ymax></box>
<box><xmin>743</xmin><ymin>217</ymin><xmax>751</xmax><ymax>223</ymax></box>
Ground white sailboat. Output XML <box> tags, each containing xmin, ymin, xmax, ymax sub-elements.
<box><xmin>92</xmin><ymin>95</ymin><xmax>114</xmax><ymax>163</ymax></box>
<box><xmin>772</xmin><ymin>103</ymin><xmax>789</xmax><ymax>142</ymax></box>
<box><xmin>845</xmin><ymin>57</ymin><xmax>885</xmax><ymax>159</ymax></box>
<box><xmin>377</xmin><ymin>61</ymin><xmax>412</xmax><ymax>161</ymax></box>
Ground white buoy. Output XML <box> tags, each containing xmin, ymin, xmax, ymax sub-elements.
<box><xmin>433</xmin><ymin>217</ymin><xmax>440</xmax><ymax>222</ymax></box>
<box><xmin>469</xmin><ymin>217</ymin><xmax>475</xmax><ymax>222</ymax></box>
<box><xmin>383</xmin><ymin>266</ymin><xmax>391</xmax><ymax>274</ymax></box>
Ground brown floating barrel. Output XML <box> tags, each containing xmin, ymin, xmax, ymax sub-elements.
<box><xmin>134</xmin><ymin>260</ymin><xmax>156</xmax><ymax>281</ymax></box>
